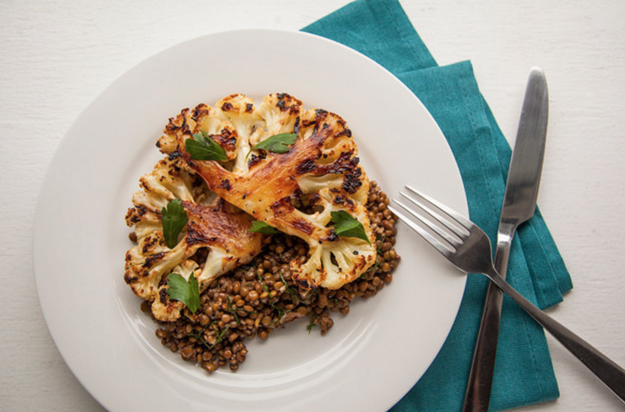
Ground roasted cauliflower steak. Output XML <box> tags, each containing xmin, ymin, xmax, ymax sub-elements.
<box><xmin>124</xmin><ymin>156</ymin><xmax>264</xmax><ymax>321</ymax></box>
<box><xmin>157</xmin><ymin>93</ymin><xmax>377</xmax><ymax>289</ymax></box>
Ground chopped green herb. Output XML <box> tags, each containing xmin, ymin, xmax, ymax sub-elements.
<box><xmin>362</xmin><ymin>259</ymin><xmax>381</xmax><ymax>276</ymax></box>
<box><xmin>279</xmin><ymin>271</ymin><xmax>298</xmax><ymax>301</ymax></box>
<box><xmin>189</xmin><ymin>322</ymin><xmax>214</xmax><ymax>350</ymax></box>
<box><xmin>249</xmin><ymin>220</ymin><xmax>280</xmax><ymax>235</ymax></box>
<box><xmin>185</xmin><ymin>318</ymin><xmax>231</xmax><ymax>350</ymax></box>
<box><xmin>269</xmin><ymin>302</ymin><xmax>285</xmax><ymax>326</ymax></box>
<box><xmin>375</xmin><ymin>234</ymin><xmax>386</xmax><ymax>254</ymax></box>
<box><xmin>185</xmin><ymin>130</ymin><xmax>227</xmax><ymax>161</ymax></box>
<box><xmin>302</xmin><ymin>287</ymin><xmax>319</xmax><ymax>305</ymax></box>
<box><xmin>306</xmin><ymin>315</ymin><xmax>318</xmax><ymax>333</ymax></box>
<box><xmin>162</xmin><ymin>198</ymin><xmax>188</xmax><ymax>249</ymax></box>
<box><xmin>166</xmin><ymin>273</ymin><xmax>200</xmax><ymax>313</ymax></box>
<box><xmin>210</xmin><ymin>324</ymin><xmax>231</xmax><ymax>349</ymax></box>
<box><xmin>257</xmin><ymin>274</ymin><xmax>270</xmax><ymax>294</ymax></box>
<box><xmin>227</xmin><ymin>296</ymin><xmax>241</xmax><ymax>326</ymax></box>
<box><xmin>251</xmin><ymin>133</ymin><xmax>298</xmax><ymax>154</ymax></box>
<box><xmin>330</xmin><ymin>210</ymin><xmax>370</xmax><ymax>244</ymax></box>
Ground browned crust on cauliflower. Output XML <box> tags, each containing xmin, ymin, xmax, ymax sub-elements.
<box><xmin>124</xmin><ymin>156</ymin><xmax>265</xmax><ymax>321</ymax></box>
<box><xmin>156</xmin><ymin>93</ymin><xmax>376</xmax><ymax>290</ymax></box>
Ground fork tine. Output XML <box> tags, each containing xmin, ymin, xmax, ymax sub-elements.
<box><xmin>394</xmin><ymin>198</ymin><xmax>463</xmax><ymax>248</ymax></box>
<box><xmin>388</xmin><ymin>205</ymin><xmax>454</xmax><ymax>258</ymax></box>
<box><xmin>405</xmin><ymin>185</ymin><xmax>473</xmax><ymax>233</ymax></box>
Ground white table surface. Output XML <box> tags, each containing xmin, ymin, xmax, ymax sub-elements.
<box><xmin>2</xmin><ymin>1</ymin><xmax>624</xmax><ymax>411</ymax></box>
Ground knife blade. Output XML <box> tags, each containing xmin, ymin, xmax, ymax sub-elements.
<box><xmin>462</xmin><ymin>67</ymin><xmax>549</xmax><ymax>412</ymax></box>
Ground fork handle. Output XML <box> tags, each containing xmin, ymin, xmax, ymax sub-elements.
<box><xmin>485</xmin><ymin>268</ymin><xmax>625</xmax><ymax>402</ymax></box>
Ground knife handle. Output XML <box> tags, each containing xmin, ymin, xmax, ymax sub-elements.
<box><xmin>462</xmin><ymin>224</ymin><xmax>514</xmax><ymax>412</ymax></box>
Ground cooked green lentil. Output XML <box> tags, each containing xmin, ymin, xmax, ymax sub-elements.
<box><xmin>141</xmin><ymin>181</ymin><xmax>400</xmax><ymax>373</ymax></box>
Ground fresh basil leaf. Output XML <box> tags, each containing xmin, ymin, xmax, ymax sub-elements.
<box><xmin>161</xmin><ymin>198</ymin><xmax>188</xmax><ymax>249</ymax></box>
<box><xmin>166</xmin><ymin>273</ymin><xmax>200</xmax><ymax>313</ymax></box>
<box><xmin>185</xmin><ymin>130</ymin><xmax>228</xmax><ymax>161</ymax></box>
<box><xmin>249</xmin><ymin>220</ymin><xmax>280</xmax><ymax>235</ymax></box>
<box><xmin>251</xmin><ymin>133</ymin><xmax>298</xmax><ymax>154</ymax></box>
<box><xmin>330</xmin><ymin>210</ymin><xmax>370</xmax><ymax>244</ymax></box>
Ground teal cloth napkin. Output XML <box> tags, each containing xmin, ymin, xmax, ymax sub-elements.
<box><xmin>303</xmin><ymin>1</ymin><xmax>573</xmax><ymax>411</ymax></box>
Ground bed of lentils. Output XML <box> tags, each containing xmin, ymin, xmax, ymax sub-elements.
<box><xmin>142</xmin><ymin>181</ymin><xmax>400</xmax><ymax>373</ymax></box>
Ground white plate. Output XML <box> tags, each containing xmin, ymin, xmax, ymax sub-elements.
<box><xmin>34</xmin><ymin>29</ymin><xmax>467</xmax><ymax>412</ymax></box>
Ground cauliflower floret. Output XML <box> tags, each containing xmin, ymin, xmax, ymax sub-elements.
<box><xmin>149</xmin><ymin>259</ymin><xmax>198</xmax><ymax>321</ymax></box>
<box><xmin>157</xmin><ymin>93</ymin><xmax>376</xmax><ymax>289</ymax></box>
<box><xmin>158</xmin><ymin>94</ymin><xmax>265</xmax><ymax>176</ymax></box>
<box><xmin>214</xmin><ymin>94</ymin><xmax>265</xmax><ymax>174</ymax></box>
<box><xmin>124</xmin><ymin>156</ymin><xmax>265</xmax><ymax>321</ymax></box>
<box><xmin>255</xmin><ymin>93</ymin><xmax>302</xmax><ymax>142</ymax></box>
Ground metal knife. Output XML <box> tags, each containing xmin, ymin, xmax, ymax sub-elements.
<box><xmin>462</xmin><ymin>67</ymin><xmax>549</xmax><ymax>412</ymax></box>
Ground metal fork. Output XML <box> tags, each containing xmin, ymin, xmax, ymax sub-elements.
<box><xmin>389</xmin><ymin>185</ymin><xmax>625</xmax><ymax>403</ymax></box>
